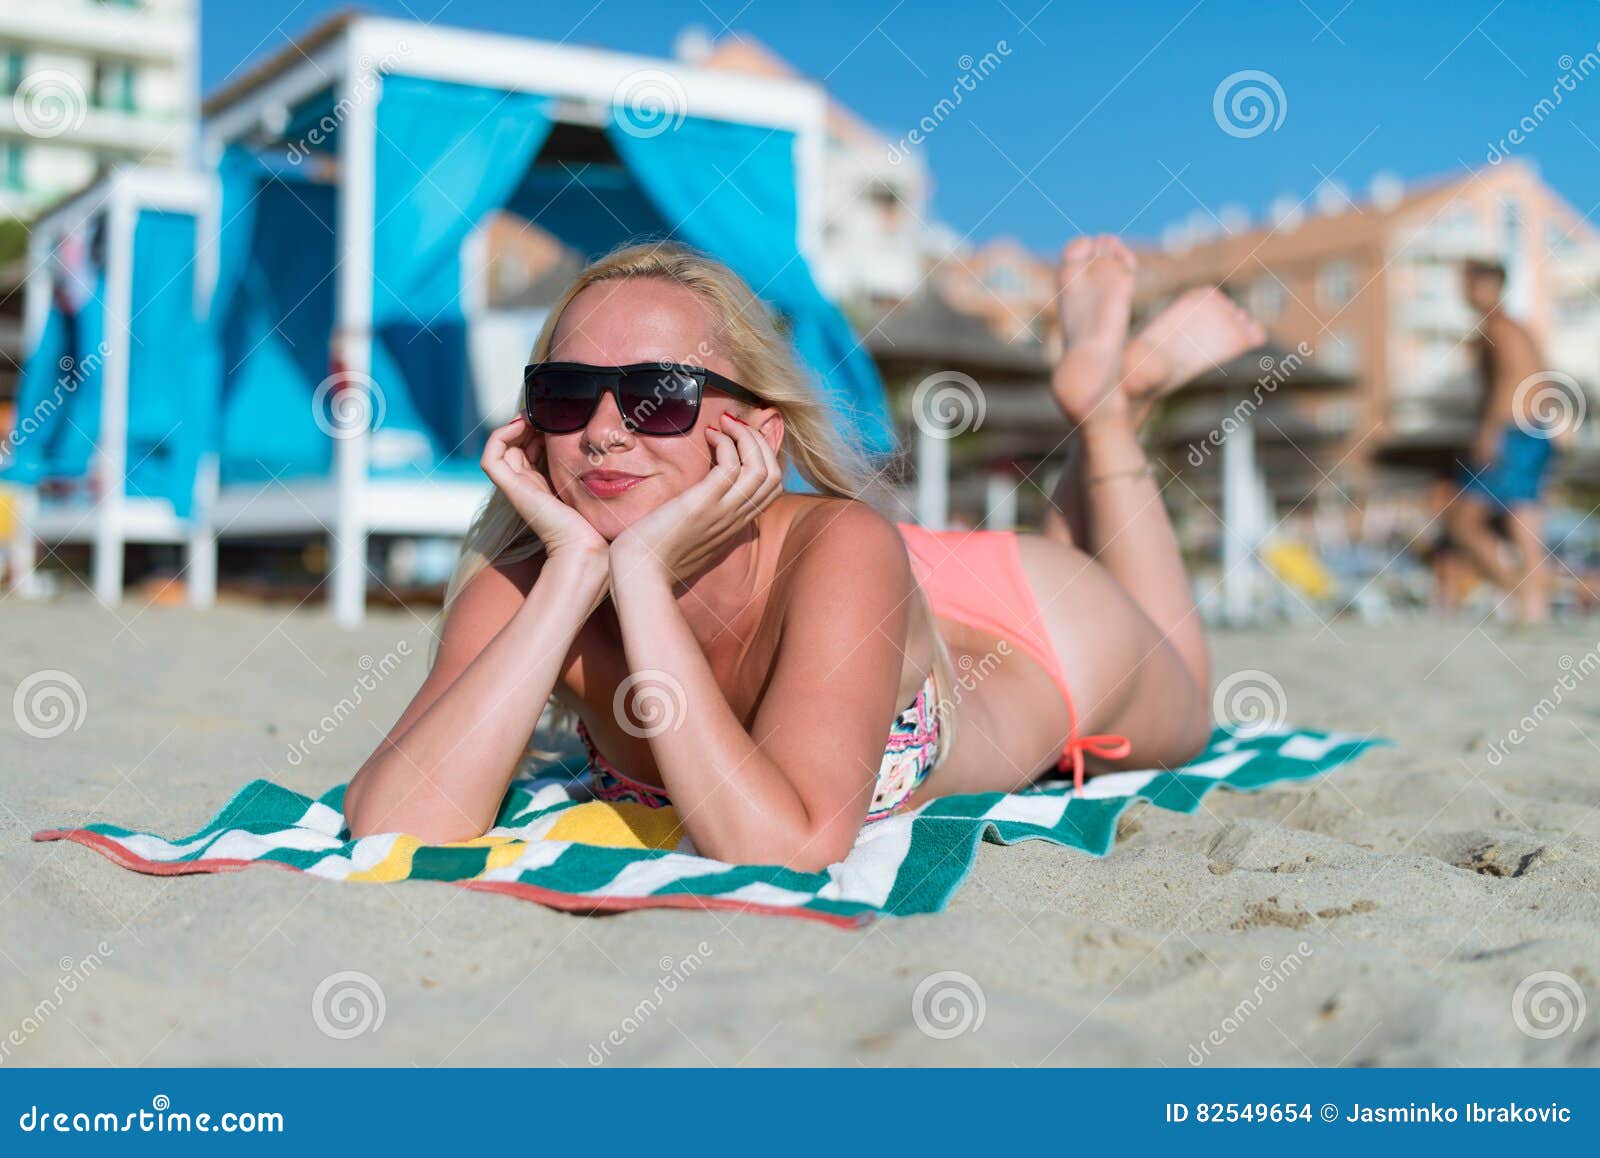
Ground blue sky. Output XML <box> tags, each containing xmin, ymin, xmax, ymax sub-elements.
<box><xmin>201</xmin><ymin>0</ymin><xmax>1600</xmax><ymax>250</ymax></box>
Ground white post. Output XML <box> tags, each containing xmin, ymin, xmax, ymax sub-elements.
<box><xmin>1253</xmin><ymin>465</ymin><xmax>1274</xmax><ymax>543</ymax></box>
<box><xmin>9</xmin><ymin>227</ymin><xmax>52</xmax><ymax>597</ymax></box>
<box><xmin>189</xmin><ymin>162</ymin><xmax>222</xmax><ymax>610</ymax></box>
<box><xmin>332</xmin><ymin>46</ymin><xmax>378</xmax><ymax>629</ymax></box>
<box><xmin>7</xmin><ymin>485</ymin><xmax>40</xmax><ymax>597</ymax></box>
<box><xmin>1220</xmin><ymin>413</ymin><xmax>1256</xmax><ymax>625</ymax></box>
<box><xmin>983</xmin><ymin>469</ymin><xmax>1017</xmax><ymax>530</ymax></box>
<box><xmin>915</xmin><ymin>419</ymin><xmax>949</xmax><ymax>530</ymax></box>
<box><xmin>93</xmin><ymin>184</ymin><xmax>136</xmax><ymax>606</ymax></box>
<box><xmin>186</xmin><ymin>452</ymin><xmax>218</xmax><ymax>608</ymax></box>
<box><xmin>792</xmin><ymin>86</ymin><xmax>828</xmax><ymax>275</ymax></box>
<box><xmin>460</xmin><ymin>224</ymin><xmax>488</xmax><ymax>442</ymax></box>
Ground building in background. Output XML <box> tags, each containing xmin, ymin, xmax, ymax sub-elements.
<box><xmin>1137</xmin><ymin>161</ymin><xmax>1600</xmax><ymax>525</ymax></box>
<box><xmin>929</xmin><ymin>235</ymin><xmax>1056</xmax><ymax>343</ymax></box>
<box><xmin>0</xmin><ymin>0</ymin><xmax>199</xmax><ymax>407</ymax></box>
<box><xmin>388</xmin><ymin>27</ymin><xmax>1600</xmax><ymax>546</ymax></box>
<box><xmin>0</xmin><ymin>0</ymin><xmax>197</xmax><ymax>219</ymax></box>
<box><xmin>672</xmin><ymin>26</ymin><xmax>931</xmax><ymax>306</ymax></box>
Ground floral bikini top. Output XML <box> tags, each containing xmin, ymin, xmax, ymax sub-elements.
<box><xmin>575</xmin><ymin>672</ymin><xmax>941</xmax><ymax>825</ymax></box>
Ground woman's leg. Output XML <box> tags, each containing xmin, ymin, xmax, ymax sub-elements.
<box><xmin>1044</xmin><ymin>286</ymin><xmax>1266</xmax><ymax>553</ymax></box>
<box><xmin>1036</xmin><ymin>237</ymin><xmax>1210</xmax><ymax>696</ymax></box>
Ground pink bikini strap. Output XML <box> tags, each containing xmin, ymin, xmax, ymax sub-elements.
<box><xmin>1060</xmin><ymin>733</ymin><xmax>1133</xmax><ymax>793</ymax></box>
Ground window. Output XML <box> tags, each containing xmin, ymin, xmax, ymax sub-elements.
<box><xmin>1502</xmin><ymin>198</ymin><xmax>1522</xmax><ymax>254</ymax></box>
<box><xmin>0</xmin><ymin>142</ymin><xmax>24</xmax><ymax>190</ymax></box>
<box><xmin>92</xmin><ymin>61</ymin><xmax>138</xmax><ymax>113</ymax></box>
<box><xmin>1320</xmin><ymin>330</ymin><xmax>1361</xmax><ymax>376</ymax></box>
<box><xmin>1414</xmin><ymin>336</ymin><xmax>1462</xmax><ymax>386</ymax></box>
<box><xmin>867</xmin><ymin>183</ymin><xmax>905</xmax><ymax>228</ymax></box>
<box><xmin>1317</xmin><ymin>260</ymin><xmax>1357</xmax><ymax>308</ymax></box>
<box><xmin>1554</xmin><ymin>294</ymin><xmax>1594</xmax><ymax>327</ymax></box>
<box><xmin>1247</xmin><ymin>277</ymin><xmax>1284</xmax><ymax>323</ymax></box>
<box><xmin>1418</xmin><ymin>262</ymin><xmax>1455</xmax><ymax>303</ymax></box>
<box><xmin>2</xmin><ymin>50</ymin><xmax>24</xmax><ymax>95</ymax></box>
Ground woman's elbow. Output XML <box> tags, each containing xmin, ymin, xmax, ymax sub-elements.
<box><xmin>702</xmin><ymin>822</ymin><xmax>854</xmax><ymax>873</ymax></box>
<box><xmin>340</xmin><ymin>775</ymin><xmax>396</xmax><ymax>841</ymax></box>
<box><xmin>778</xmin><ymin>826</ymin><xmax>858</xmax><ymax>873</ymax></box>
<box><xmin>342</xmin><ymin>792</ymin><xmax>395</xmax><ymax>842</ymax></box>
<box><xmin>782</xmin><ymin>849</ymin><xmax>850</xmax><ymax>874</ymax></box>
<box><xmin>342</xmin><ymin>785</ymin><xmax>485</xmax><ymax>845</ymax></box>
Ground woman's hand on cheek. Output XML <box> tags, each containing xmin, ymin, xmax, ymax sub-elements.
<box><xmin>610</xmin><ymin>412</ymin><xmax>783</xmax><ymax>587</ymax></box>
<box><xmin>481</xmin><ymin>416</ymin><xmax>610</xmax><ymax>566</ymax></box>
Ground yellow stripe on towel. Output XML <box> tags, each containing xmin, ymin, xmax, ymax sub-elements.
<box><xmin>484</xmin><ymin>840</ymin><xmax>531</xmax><ymax>871</ymax></box>
<box><xmin>347</xmin><ymin>834</ymin><xmax>422</xmax><ymax>882</ymax></box>
<box><xmin>545</xmin><ymin>801</ymin><xmax>684</xmax><ymax>851</ymax></box>
<box><xmin>443</xmin><ymin>834</ymin><xmax>529</xmax><ymax>873</ymax></box>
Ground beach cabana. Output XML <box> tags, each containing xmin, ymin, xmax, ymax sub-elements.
<box><xmin>7</xmin><ymin>13</ymin><xmax>895</xmax><ymax>626</ymax></box>
<box><xmin>3</xmin><ymin>167</ymin><xmax>216</xmax><ymax>606</ymax></box>
<box><xmin>203</xmin><ymin>14</ymin><xmax>892</xmax><ymax>627</ymax></box>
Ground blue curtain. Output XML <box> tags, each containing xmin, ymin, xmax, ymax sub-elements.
<box><xmin>371</xmin><ymin>77</ymin><xmax>555</xmax><ymax>472</ymax></box>
<box><xmin>4</xmin><ymin>213</ymin><xmax>210</xmax><ymax>519</ymax></box>
<box><xmin>1</xmin><ymin>274</ymin><xmax>106</xmax><ymax>491</ymax></box>
<box><xmin>208</xmin><ymin>148</ymin><xmax>339</xmax><ymax>486</ymax></box>
<box><xmin>504</xmin><ymin>163</ymin><xmax>673</xmax><ymax>260</ymax></box>
<box><xmin>127</xmin><ymin>209</ymin><xmax>209</xmax><ymax>518</ymax></box>
<box><xmin>1</xmin><ymin>296</ymin><xmax>70</xmax><ymax>487</ymax></box>
<box><xmin>282</xmin><ymin>85</ymin><xmax>341</xmax><ymax>162</ymax></box>
<box><xmin>605</xmin><ymin>114</ymin><xmax>895</xmax><ymax>459</ymax></box>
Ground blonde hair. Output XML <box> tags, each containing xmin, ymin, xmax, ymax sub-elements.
<box><xmin>436</xmin><ymin>239</ymin><xmax>958</xmax><ymax>766</ymax></box>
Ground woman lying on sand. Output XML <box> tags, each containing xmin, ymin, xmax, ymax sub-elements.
<box><xmin>343</xmin><ymin>237</ymin><xmax>1265</xmax><ymax>869</ymax></box>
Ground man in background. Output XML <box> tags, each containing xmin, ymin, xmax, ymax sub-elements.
<box><xmin>1446</xmin><ymin>259</ymin><xmax>1556</xmax><ymax>625</ymax></box>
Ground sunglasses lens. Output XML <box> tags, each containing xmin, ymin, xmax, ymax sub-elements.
<box><xmin>619</xmin><ymin>367</ymin><xmax>700</xmax><ymax>435</ymax></box>
<box><xmin>525</xmin><ymin>369</ymin><xmax>600</xmax><ymax>433</ymax></box>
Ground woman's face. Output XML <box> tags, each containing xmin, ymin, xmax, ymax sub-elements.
<box><xmin>539</xmin><ymin>277</ymin><xmax>779</xmax><ymax>540</ymax></box>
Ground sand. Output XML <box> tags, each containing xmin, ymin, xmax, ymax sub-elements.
<box><xmin>2</xmin><ymin>595</ymin><xmax>1597</xmax><ymax>1066</ymax></box>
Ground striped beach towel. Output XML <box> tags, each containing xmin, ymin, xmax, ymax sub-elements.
<box><xmin>34</xmin><ymin>726</ymin><xmax>1383</xmax><ymax>929</ymax></box>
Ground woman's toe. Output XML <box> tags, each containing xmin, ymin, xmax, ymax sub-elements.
<box><xmin>1062</xmin><ymin>236</ymin><xmax>1095</xmax><ymax>267</ymax></box>
<box><xmin>1105</xmin><ymin>236</ymin><xmax>1137</xmax><ymax>271</ymax></box>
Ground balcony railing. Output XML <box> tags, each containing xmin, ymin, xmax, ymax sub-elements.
<box><xmin>0</xmin><ymin>103</ymin><xmax>190</xmax><ymax>160</ymax></box>
<box><xmin>1395</xmin><ymin>295</ymin><xmax>1475</xmax><ymax>335</ymax></box>
<box><xmin>0</xmin><ymin>6</ymin><xmax>192</xmax><ymax>65</ymax></box>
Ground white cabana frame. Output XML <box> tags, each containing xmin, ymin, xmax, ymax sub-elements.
<box><xmin>198</xmin><ymin>14</ymin><xmax>833</xmax><ymax>627</ymax></box>
<box><xmin>6</xmin><ymin>166</ymin><xmax>218</xmax><ymax>608</ymax></box>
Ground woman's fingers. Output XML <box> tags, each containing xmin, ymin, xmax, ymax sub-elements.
<box><xmin>702</xmin><ymin>423</ymin><xmax>743</xmax><ymax>487</ymax></box>
<box><xmin>481</xmin><ymin>416</ymin><xmax>529</xmax><ymax>472</ymax></box>
<box><xmin>484</xmin><ymin>414</ymin><xmax>526</xmax><ymax>449</ymax></box>
<box><xmin>706</xmin><ymin>418</ymin><xmax>779</xmax><ymax>524</ymax></box>
<box><xmin>708</xmin><ymin>423</ymin><xmax>760</xmax><ymax>510</ymax></box>
<box><xmin>721</xmin><ymin>415</ymin><xmax>781</xmax><ymax>514</ymax></box>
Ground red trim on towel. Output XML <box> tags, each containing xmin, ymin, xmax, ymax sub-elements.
<box><xmin>31</xmin><ymin>828</ymin><xmax>875</xmax><ymax>931</ymax></box>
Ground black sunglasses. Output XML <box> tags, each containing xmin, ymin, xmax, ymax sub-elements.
<box><xmin>521</xmin><ymin>361</ymin><xmax>765</xmax><ymax>436</ymax></box>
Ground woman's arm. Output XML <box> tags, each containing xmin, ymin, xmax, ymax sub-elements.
<box><xmin>611</xmin><ymin>500</ymin><xmax>915</xmax><ymax>871</ymax></box>
<box><xmin>343</xmin><ymin>415</ymin><xmax>611</xmax><ymax>841</ymax></box>
<box><xmin>342</xmin><ymin>551</ymin><xmax>609</xmax><ymax>842</ymax></box>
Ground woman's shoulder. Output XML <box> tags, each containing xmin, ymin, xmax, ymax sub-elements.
<box><xmin>447</xmin><ymin>548</ymin><xmax>547</xmax><ymax>623</ymax></box>
<box><xmin>777</xmin><ymin>494</ymin><xmax>911</xmax><ymax>577</ymax></box>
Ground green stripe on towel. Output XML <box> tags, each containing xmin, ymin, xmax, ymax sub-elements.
<box><xmin>34</xmin><ymin>726</ymin><xmax>1385</xmax><ymax>928</ymax></box>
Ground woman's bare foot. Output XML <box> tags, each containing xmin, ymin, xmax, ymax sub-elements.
<box><xmin>1121</xmin><ymin>287</ymin><xmax>1268</xmax><ymax>425</ymax></box>
<box><xmin>1051</xmin><ymin>236</ymin><xmax>1137</xmax><ymax>426</ymax></box>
